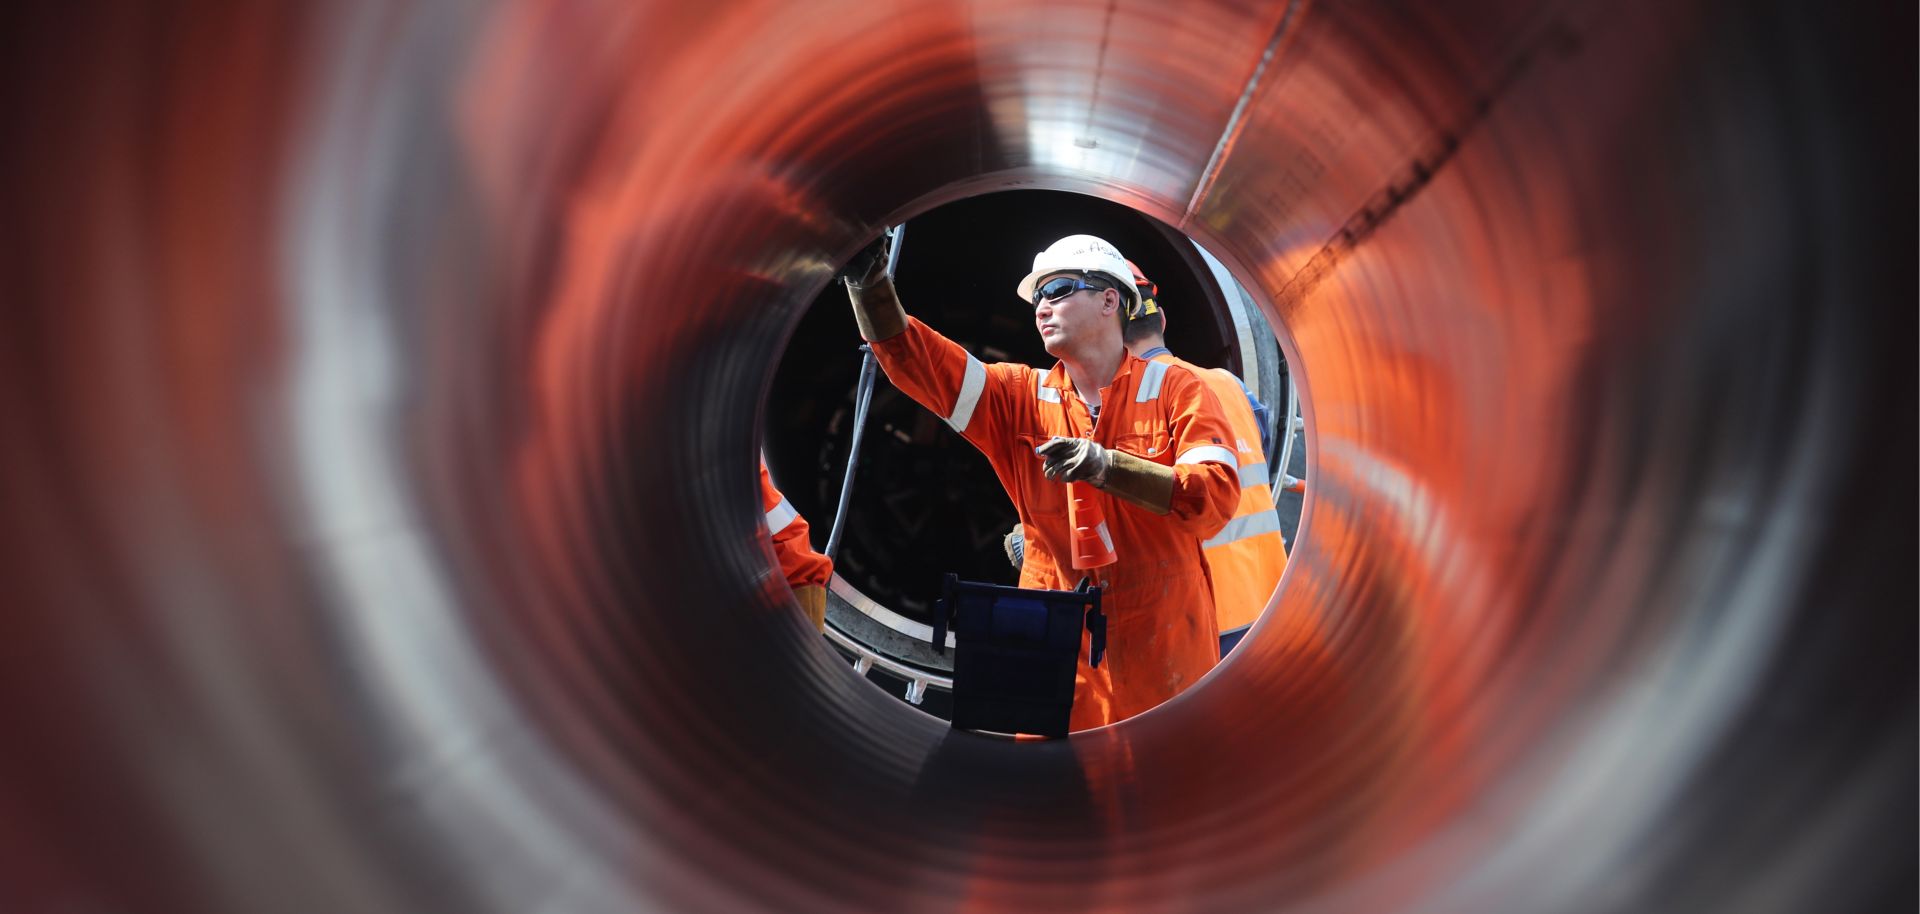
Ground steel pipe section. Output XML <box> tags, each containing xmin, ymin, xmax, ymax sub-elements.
<box><xmin>0</xmin><ymin>2</ymin><xmax>1910</xmax><ymax>912</ymax></box>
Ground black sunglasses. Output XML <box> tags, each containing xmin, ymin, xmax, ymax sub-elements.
<box><xmin>1033</xmin><ymin>275</ymin><xmax>1110</xmax><ymax>305</ymax></box>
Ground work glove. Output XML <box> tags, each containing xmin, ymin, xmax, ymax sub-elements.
<box><xmin>1100</xmin><ymin>450</ymin><xmax>1177</xmax><ymax>515</ymax></box>
<box><xmin>1035</xmin><ymin>436</ymin><xmax>1112</xmax><ymax>486</ymax></box>
<box><xmin>846</xmin><ymin>272</ymin><xmax>906</xmax><ymax>341</ymax></box>
<box><xmin>1037</xmin><ymin>437</ymin><xmax>1178</xmax><ymax>514</ymax></box>
<box><xmin>1002</xmin><ymin>524</ymin><xmax>1025</xmax><ymax>571</ymax></box>
<box><xmin>842</xmin><ymin>232</ymin><xmax>907</xmax><ymax>342</ymax></box>
<box><xmin>837</xmin><ymin>233</ymin><xmax>891</xmax><ymax>288</ymax></box>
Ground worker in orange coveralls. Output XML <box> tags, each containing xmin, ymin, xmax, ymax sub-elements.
<box><xmin>760</xmin><ymin>460</ymin><xmax>830</xmax><ymax>630</ymax></box>
<box><xmin>843</xmin><ymin>233</ymin><xmax>1241</xmax><ymax>730</ymax></box>
<box><xmin>1005</xmin><ymin>260</ymin><xmax>1290</xmax><ymax>642</ymax></box>
<box><xmin>1121</xmin><ymin>260</ymin><xmax>1289</xmax><ymax>637</ymax></box>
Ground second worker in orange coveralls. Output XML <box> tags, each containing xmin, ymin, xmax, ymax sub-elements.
<box><xmin>1121</xmin><ymin>260</ymin><xmax>1289</xmax><ymax>638</ymax></box>
<box><xmin>761</xmin><ymin>460</ymin><xmax>831</xmax><ymax>630</ymax></box>
<box><xmin>843</xmin><ymin>233</ymin><xmax>1241</xmax><ymax>730</ymax></box>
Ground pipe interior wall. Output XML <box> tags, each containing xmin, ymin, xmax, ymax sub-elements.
<box><xmin>0</xmin><ymin>1</ymin><xmax>1911</xmax><ymax>912</ymax></box>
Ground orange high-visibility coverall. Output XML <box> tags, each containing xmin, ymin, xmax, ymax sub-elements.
<box><xmin>761</xmin><ymin>462</ymin><xmax>832</xmax><ymax>628</ymax></box>
<box><xmin>1148</xmin><ymin>355</ymin><xmax>1290</xmax><ymax>633</ymax></box>
<box><xmin>871</xmin><ymin>317</ymin><xmax>1241</xmax><ymax>730</ymax></box>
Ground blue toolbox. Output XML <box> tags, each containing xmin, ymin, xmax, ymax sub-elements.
<box><xmin>932</xmin><ymin>574</ymin><xmax>1105</xmax><ymax>738</ymax></box>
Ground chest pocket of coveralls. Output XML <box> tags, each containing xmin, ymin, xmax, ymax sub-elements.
<box><xmin>1109</xmin><ymin>416</ymin><xmax>1173</xmax><ymax>466</ymax></box>
<box><xmin>1110</xmin><ymin>428</ymin><xmax>1172</xmax><ymax>465</ymax></box>
<box><xmin>1111</xmin><ymin>362</ymin><xmax>1176</xmax><ymax>464</ymax></box>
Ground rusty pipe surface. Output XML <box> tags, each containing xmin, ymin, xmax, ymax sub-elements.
<box><xmin>0</xmin><ymin>1</ymin><xmax>1911</xmax><ymax>912</ymax></box>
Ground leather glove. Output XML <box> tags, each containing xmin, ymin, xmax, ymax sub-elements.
<box><xmin>794</xmin><ymin>584</ymin><xmax>827</xmax><ymax>632</ymax></box>
<box><xmin>842</xmin><ymin>231</ymin><xmax>907</xmax><ymax>342</ymax></box>
<box><xmin>1035</xmin><ymin>436</ymin><xmax>1111</xmax><ymax>486</ymax></box>
<box><xmin>1100</xmin><ymin>449</ymin><xmax>1176</xmax><ymax>515</ymax></box>
<box><xmin>846</xmin><ymin>271</ymin><xmax>907</xmax><ymax>341</ymax></box>
<box><xmin>1002</xmin><ymin>524</ymin><xmax>1025</xmax><ymax>571</ymax></box>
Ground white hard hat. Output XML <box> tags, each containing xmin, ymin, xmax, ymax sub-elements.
<box><xmin>1015</xmin><ymin>235</ymin><xmax>1140</xmax><ymax>311</ymax></box>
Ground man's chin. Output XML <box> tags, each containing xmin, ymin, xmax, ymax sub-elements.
<box><xmin>1041</xmin><ymin>337</ymin><xmax>1066</xmax><ymax>358</ymax></box>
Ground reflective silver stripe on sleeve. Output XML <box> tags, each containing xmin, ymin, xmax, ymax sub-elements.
<box><xmin>765</xmin><ymin>497</ymin><xmax>799</xmax><ymax>535</ymax></box>
<box><xmin>1177</xmin><ymin>444</ymin><xmax>1239</xmax><ymax>467</ymax></box>
<box><xmin>1134</xmin><ymin>360</ymin><xmax>1171</xmax><ymax>402</ymax></box>
<box><xmin>1238</xmin><ymin>460</ymin><xmax>1271</xmax><ymax>489</ymax></box>
<box><xmin>1035</xmin><ymin>373</ymin><xmax>1061</xmax><ymax>403</ymax></box>
<box><xmin>1202</xmin><ymin>510</ymin><xmax>1283</xmax><ymax>549</ymax></box>
<box><xmin>946</xmin><ymin>353</ymin><xmax>988</xmax><ymax>432</ymax></box>
<box><xmin>1094</xmin><ymin>520</ymin><xmax>1114</xmax><ymax>554</ymax></box>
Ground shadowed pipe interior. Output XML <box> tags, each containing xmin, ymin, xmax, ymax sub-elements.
<box><xmin>0</xmin><ymin>1</ymin><xmax>1911</xmax><ymax>912</ymax></box>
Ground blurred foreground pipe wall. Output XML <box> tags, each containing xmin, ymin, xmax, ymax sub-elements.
<box><xmin>0</xmin><ymin>1</ymin><xmax>1912</xmax><ymax>912</ymax></box>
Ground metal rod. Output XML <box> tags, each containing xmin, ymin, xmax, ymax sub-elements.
<box><xmin>1267</xmin><ymin>369</ymin><xmax>1292</xmax><ymax>493</ymax></box>
<box><xmin>825</xmin><ymin>345</ymin><xmax>877</xmax><ymax>561</ymax></box>
<box><xmin>824</xmin><ymin>224</ymin><xmax>902</xmax><ymax>562</ymax></box>
<box><xmin>1273</xmin><ymin>376</ymin><xmax>1302</xmax><ymax>541</ymax></box>
<box><xmin>883</xmin><ymin>223</ymin><xmax>906</xmax><ymax>277</ymax></box>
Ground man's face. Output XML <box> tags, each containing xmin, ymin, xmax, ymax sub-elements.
<box><xmin>1033</xmin><ymin>272</ymin><xmax>1117</xmax><ymax>357</ymax></box>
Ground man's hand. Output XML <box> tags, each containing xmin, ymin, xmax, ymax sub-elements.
<box><xmin>837</xmin><ymin>233</ymin><xmax>891</xmax><ymax>288</ymax></box>
<box><xmin>1035</xmin><ymin>436</ymin><xmax>1111</xmax><ymax>486</ymax></box>
<box><xmin>1002</xmin><ymin>524</ymin><xmax>1025</xmax><ymax>570</ymax></box>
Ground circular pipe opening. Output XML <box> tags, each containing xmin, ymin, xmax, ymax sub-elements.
<box><xmin>767</xmin><ymin>188</ymin><xmax>1305</xmax><ymax>719</ymax></box>
<box><xmin>769</xmin><ymin>191</ymin><xmax>1266</xmax><ymax>614</ymax></box>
